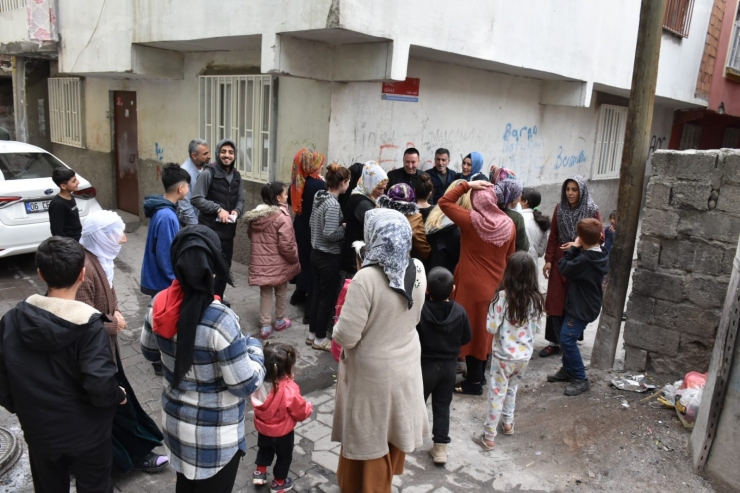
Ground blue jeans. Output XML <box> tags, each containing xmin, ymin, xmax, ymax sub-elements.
<box><xmin>560</xmin><ymin>315</ymin><xmax>588</xmax><ymax>381</ymax></box>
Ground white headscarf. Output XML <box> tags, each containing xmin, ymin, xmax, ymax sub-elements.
<box><xmin>80</xmin><ymin>210</ymin><xmax>125</xmax><ymax>288</ymax></box>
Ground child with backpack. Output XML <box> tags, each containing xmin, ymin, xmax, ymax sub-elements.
<box><xmin>245</xmin><ymin>182</ymin><xmax>301</xmax><ymax>339</ymax></box>
<box><xmin>473</xmin><ymin>252</ymin><xmax>544</xmax><ymax>450</ymax></box>
<box><xmin>252</xmin><ymin>343</ymin><xmax>313</xmax><ymax>492</ymax></box>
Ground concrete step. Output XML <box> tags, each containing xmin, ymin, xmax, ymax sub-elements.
<box><xmin>116</xmin><ymin>209</ymin><xmax>141</xmax><ymax>234</ymax></box>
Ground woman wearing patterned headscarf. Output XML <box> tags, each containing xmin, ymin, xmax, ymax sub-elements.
<box><xmin>340</xmin><ymin>161</ymin><xmax>389</xmax><ymax>275</ymax></box>
<box><xmin>288</xmin><ymin>149</ymin><xmax>326</xmax><ymax>310</ymax></box>
<box><xmin>495</xmin><ymin>179</ymin><xmax>530</xmax><ymax>253</ymax></box>
<box><xmin>460</xmin><ymin>152</ymin><xmax>488</xmax><ymax>182</ymax></box>
<box><xmin>439</xmin><ymin>180</ymin><xmax>516</xmax><ymax>395</ymax></box>
<box><xmin>540</xmin><ymin>175</ymin><xmax>601</xmax><ymax>358</ymax></box>
<box><xmin>378</xmin><ymin>183</ymin><xmax>431</xmax><ymax>260</ymax></box>
<box><xmin>77</xmin><ymin>210</ymin><xmax>168</xmax><ymax>474</ymax></box>
<box><xmin>332</xmin><ymin>208</ymin><xmax>428</xmax><ymax>493</ymax></box>
<box><xmin>489</xmin><ymin>165</ymin><xmax>516</xmax><ymax>184</ymax></box>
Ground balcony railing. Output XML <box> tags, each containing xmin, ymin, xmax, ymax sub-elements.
<box><xmin>0</xmin><ymin>0</ymin><xmax>24</xmax><ymax>13</ymax></box>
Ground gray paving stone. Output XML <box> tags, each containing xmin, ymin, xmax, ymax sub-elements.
<box><xmin>311</xmin><ymin>451</ymin><xmax>339</xmax><ymax>474</ymax></box>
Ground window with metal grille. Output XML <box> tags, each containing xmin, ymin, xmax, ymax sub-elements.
<box><xmin>48</xmin><ymin>78</ymin><xmax>85</xmax><ymax>148</ymax></box>
<box><xmin>591</xmin><ymin>104</ymin><xmax>627</xmax><ymax>180</ymax></box>
<box><xmin>199</xmin><ymin>75</ymin><xmax>274</xmax><ymax>183</ymax></box>
<box><xmin>663</xmin><ymin>0</ymin><xmax>695</xmax><ymax>38</ymax></box>
<box><xmin>727</xmin><ymin>6</ymin><xmax>740</xmax><ymax>74</ymax></box>
<box><xmin>679</xmin><ymin>123</ymin><xmax>702</xmax><ymax>150</ymax></box>
<box><xmin>0</xmin><ymin>0</ymin><xmax>24</xmax><ymax>12</ymax></box>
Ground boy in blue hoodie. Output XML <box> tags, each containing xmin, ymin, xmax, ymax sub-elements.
<box><xmin>141</xmin><ymin>163</ymin><xmax>191</xmax><ymax>297</ymax></box>
<box><xmin>546</xmin><ymin>217</ymin><xmax>609</xmax><ymax>396</ymax></box>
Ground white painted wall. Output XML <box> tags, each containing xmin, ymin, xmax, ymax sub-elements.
<box><xmin>0</xmin><ymin>8</ymin><xmax>28</xmax><ymax>45</ymax></box>
<box><xmin>327</xmin><ymin>58</ymin><xmax>674</xmax><ymax>187</ymax></box>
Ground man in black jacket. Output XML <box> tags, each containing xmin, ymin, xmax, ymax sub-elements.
<box><xmin>191</xmin><ymin>138</ymin><xmax>245</xmax><ymax>300</ymax></box>
<box><xmin>387</xmin><ymin>147</ymin><xmax>422</xmax><ymax>191</ymax></box>
<box><xmin>0</xmin><ymin>236</ymin><xmax>125</xmax><ymax>492</ymax></box>
<box><xmin>416</xmin><ymin>267</ymin><xmax>472</xmax><ymax>465</ymax></box>
<box><xmin>426</xmin><ymin>148</ymin><xmax>458</xmax><ymax>204</ymax></box>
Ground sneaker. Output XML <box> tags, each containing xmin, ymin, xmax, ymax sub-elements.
<box><xmin>152</xmin><ymin>362</ymin><xmax>163</xmax><ymax>376</ymax></box>
<box><xmin>275</xmin><ymin>318</ymin><xmax>291</xmax><ymax>332</ymax></box>
<box><xmin>270</xmin><ymin>477</ymin><xmax>294</xmax><ymax>492</ymax></box>
<box><xmin>253</xmin><ymin>470</ymin><xmax>268</xmax><ymax>486</ymax></box>
<box><xmin>260</xmin><ymin>326</ymin><xmax>273</xmax><ymax>339</ymax></box>
<box><xmin>547</xmin><ymin>367</ymin><xmax>574</xmax><ymax>382</ymax></box>
<box><xmin>429</xmin><ymin>443</ymin><xmax>447</xmax><ymax>464</ymax></box>
<box><xmin>539</xmin><ymin>345</ymin><xmax>560</xmax><ymax>358</ymax></box>
<box><xmin>564</xmin><ymin>379</ymin><xmax>590</xmax><ymax>396</ymax></box>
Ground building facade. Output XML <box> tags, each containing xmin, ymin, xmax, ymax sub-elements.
<box><xmin>0</xmin><ymin>0</ymin><xmax>718</xmax><ymax>262</ymax></box>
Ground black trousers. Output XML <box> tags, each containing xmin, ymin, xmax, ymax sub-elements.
<box><xmin>421</xmin><ymin>359</ymin><xmax>457</xmax><ymax>444</ymax></box>
<box><xmin>464</xmin><ymin>356</ymin><xmax>487</xmax><ymax>386</ymax></box>
<box><xmin>309</xmin><ymin>250</ymin><xmax>341</xmax><ymax>339</ymax></box>
<box><xmin>175</xmin><ymin>450</ymin><xmax>243</xmax><ymax>493</ymax></box>
<box><xmin>29</xmin><ymin>439</ymin><xmax>113</xmax><ymax>493</ymax></box>
<box><xmin>255</xmin><ymin>431</ymin><xmax>294</xmax><ymax>480</ymax></box>
<box><xmin>544</xmin><ymin>315</ymin><xmax>563</xmax><ymax>344</ymax></box>
<box><xmin>215</xmin><ymin>236</ymin><xmax>234</xmax><ymax>299</ymax></box>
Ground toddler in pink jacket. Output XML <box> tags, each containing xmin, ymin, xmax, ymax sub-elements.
<box><xmin>245</xmin><ymin>182</ymin><xmax>301</xmax><ymax>339</ymax></box>
<box><xmin>251</xmin><ymin>343</ymin><xmax>313</xmax><ymax>491</ymax></box>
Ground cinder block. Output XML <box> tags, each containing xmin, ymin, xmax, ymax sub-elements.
<box><xmin>645</xmin><ymin>180</ymin><xmax>672</xmax><ymax>210</ymax></box>
<box><xmin>637</xmin><ymin>237</ymin><xmax>661</xmax><ymax>271</ymax></box>
<box><xmin>631</xmin><ymin>269</ymin><xmax>685</xmax><ymax>302</ymax></box>
<box><xmin>677</xmin><ymin>210</ymin><xmax>740</xmax><ymax>243</ymax></box>
<box><xmin>651</xmin><ymin>151</ymin><xmax>677</xmax><ymax>178</ymax></box>
<box><xmin>658</xmin><ymin>239</ymin><xmax>696</xmax><ymax>271</ymax></box>
<box><xmin>623</xmin><ymin>344</ymin><xmax>648</xmax><ymax>371</ymax></box>
<box><xmin>688</xmin><ymin>274</ymin><xmax>731</xmax><ymax>308</ymax></box>
<box><xmin>716</xmin><ymin>184</ymin><xmax>740</xmax><ymax>215</ymax></box>
<box><xmin>653</xmin><ymin>300</ymin><xmax>721</xmax><ymax>338</ymax></box>
<box><xmin>642</xmin><ymin>209</ymin><xmax>680</xmax><ymax>239</ymax></box>
<box><xmin>675</xmin><ymin>151</ymin><xmax>721</xmax><ymax>187</ymax></box>
<box><xmin>623</xmin><ymin>321</ymin><xmax>680</xmax><ymax>355</ymax></box>
<box><xmin>626</xmin><ymin>295</ymin><xmax>655</xmax><ymax>324</ymax></box>
<box><xmin>720</xmin><ymin>150</ymin><xmax>740</xmax><ymax>185</ymax></box>
<box><xmin>693</xmin><ymin>242</ymin><xmax>726</xmax><ymax>276</ymax></box>
<box><xmin>721</xmin><ymin>244</ymin><xmax>738</xmax><ymax>275</ymax></box>
<box><xmin>670</xmin><ymin>181</ymin><xmax>713</xmax><ymax>210</ymax></box>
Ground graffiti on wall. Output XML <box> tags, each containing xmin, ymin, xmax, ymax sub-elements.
<box><xmin>649</xmin><ymin>135</ymin><xmax>666</xmax><ymax>156</ymax></box>
<box><xmin>495</xmin><ymin>123</ymin><xmax>546</xmax><ymax>183</ymax></box>
<box><xmin>554</xmin><ymin>147</ymin><xmax>587</xmax><ymax>170</ymax></box>
<box><xmin>155</xmin><ymin>142</ymin><xmax>165</xmax><ymax>161</ymax></box>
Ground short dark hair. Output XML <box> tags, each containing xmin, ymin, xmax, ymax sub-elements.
<box><xmin>36</xmin><ymin>237</ymin><xmax>86</xmax><ymax>289</ymax></box>
<box><xmin>434</xmin><ymin>148</ymin><xmax>450</xmax><ymax>158</ymax></box>
<box><xmin>162</xmin><ymin>163</ymin><xmax>191</xmax><ymax>193</ymax></box>
<box><xmin>609</xmin><ymin>210</ymin><xmax>617</xmax><ymax>220</ymax></box>
<box><xmin>404</xmin><ymin>147</ymin><xmax>420</xmax><ymax>157</ymax></box>
<box><xmin>577</xmin><ymin>218</ymin><xmax>602</xmax><ymax>245</ymax></box>
<box><xmin>52</xmin><ymin>168</ymin><xmax>76</xmax><ymax>187</ymax></box>
<box><xmin>427</xmin><ymin>266</ymin><xmax>454</xmax><ymax>301</ymax></box>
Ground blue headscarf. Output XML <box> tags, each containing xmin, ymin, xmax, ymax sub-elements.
<box><xmin>462</xmin><ymin>152</ymin><xmax>486</xmax><ymax>181</ymax></box>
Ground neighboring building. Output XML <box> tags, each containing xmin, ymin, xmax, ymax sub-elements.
<box><xmin>670</xmin><ymin>0</ymin><xmax>740</xmax><ymax>150</ymax></box>
<box><xmin>0</xmin><ymin>0</ymin><xmax>717</xmax><ymax>262</ymax></box>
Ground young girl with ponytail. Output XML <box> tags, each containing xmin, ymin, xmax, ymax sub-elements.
<box><xmin>520</xmin><ymin>187</ymin><xmax>551</xmax><ymax>261</ymax></box>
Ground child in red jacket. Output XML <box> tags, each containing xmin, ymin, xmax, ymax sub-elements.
<box><xmin>251</xmin><ymin>343</ymin><xmax>313</xmax><ymax>492</ymax></box>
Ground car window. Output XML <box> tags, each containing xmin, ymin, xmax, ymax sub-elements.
<box><xmin>0</xmin><ymin>152</ymin><xmax>67</xmax><ymax>181</ymax></box>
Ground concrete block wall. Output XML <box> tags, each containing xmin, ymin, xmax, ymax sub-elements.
<box><xmin>624</xmin><ymin>149</ymin><xmax>740</xmax><ymax>375</ymax></box>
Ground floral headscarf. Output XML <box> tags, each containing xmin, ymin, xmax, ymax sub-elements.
<box><xmin>377</xmin><ymin>183</ymin><xmax>419</xmax><ymax>216</ymax></box>
<box><xmin>490</xmin><ymin>165</ymin><xmax>516</xmax><ymax>184</ymax></box>
<box><xmin>557</xmin><ymin>175</ymin><xmax>599</xmax><ymax>243</ymax></box>
<box><xmin>362</xmin><ymin>208</ymin><xmax>416</xmax><ymax>308</ymax></box>
<box><xmin>387</xmin><ymin>183</ymin><xmax>415</xmax><ymax>203</ymax></box>
<box><xmin>351</xmin><ymin>160</ymin><xmax>389</xmax><ymax>203</ymax></box>
<box><xmin>290</xmin><ymin>148</ymin><xmax>325</xmax><ymax>214</ymax></box>
<box><xmin>80</xmin><ymin>210</ymin><xmax>125</xmax><ymax>288</ymax></box>
<box><xmin>494</xmin><ymin>179</ymin><xmax>523</xmax><ymax>210</ymax></box>
<box><xmin>470</xmin><ymin>187</ymin><xmax>514</xmax><ymax>246</ymax></box>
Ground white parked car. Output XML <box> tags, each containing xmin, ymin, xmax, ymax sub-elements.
<box><xmin>0</xmin><ymin>141</ymin><xmax>102</xmax><ymax>258</ymax></box>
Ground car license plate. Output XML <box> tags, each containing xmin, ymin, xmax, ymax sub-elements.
<box><xmin>25</xmin><ymin>200</ymin><xmax>51</xmax><ymax>214</ymax></box>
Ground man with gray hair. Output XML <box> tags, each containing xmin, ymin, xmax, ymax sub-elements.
<box><xmin>178</xmin><ymin>139</ymin><xmax>211</xmax><ymax>225</ymax></box>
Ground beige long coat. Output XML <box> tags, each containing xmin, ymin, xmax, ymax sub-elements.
<box><xmin>331</xmin><ymin>259</ymin><xmax>429</xmax><ymax>460</ymax></box>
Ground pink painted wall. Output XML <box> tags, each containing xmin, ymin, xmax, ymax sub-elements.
<box><xmin>710</xmin><ymin>0</ymin><xmax>740</xmax><ymax>116</ymax></box>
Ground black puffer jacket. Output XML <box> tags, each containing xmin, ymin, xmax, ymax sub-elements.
<box><xmin>0</xmin><ymin>295</ymin><xmax>124</xmax><ymax>452</ymax></box>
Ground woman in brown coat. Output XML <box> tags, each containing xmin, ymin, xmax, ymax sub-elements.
<box><xmin>378</xmin><ymin>183</ymin><xmax>431</xmax><ymax>260</ymax></box>
<box><xmin>540</xmin><ymin>175</ymin><xmax>601</xmax><ymax>357</ymax></box>
<box><xmin>438</xmin><ymin>180</ymin><xmax>516</xmax><ymax>395</ymax></box>
<box><xmin>76</xmin><ymin>210</ymin><xmax>167</xmax><ymax>474</ymax></box>
<box><xmin>245</xmin><ymin>182</ymin><xmax>301</xmax><ymax>339</ymax></box>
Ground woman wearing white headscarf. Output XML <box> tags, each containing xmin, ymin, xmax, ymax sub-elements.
<box><xmin>332</xmin><ymin>208</ymin><xmax>429</xmax><ymax>493</ymax></box>
<box><xmin>76</xmin><ymin>210</ymin><xmax>169</xmax><ymax>474</ymax></box>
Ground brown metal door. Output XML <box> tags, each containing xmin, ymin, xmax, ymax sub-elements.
<box><xmin>113</xmin><ymin>91</ymin><xmax>139</xmax><ymax>214</ymax></box>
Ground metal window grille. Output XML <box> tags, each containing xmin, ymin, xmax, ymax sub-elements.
<box><xmin>679</xmin><ymin>123</ymin><xmax>702</xmax><ymax>150</ymax></box>
<box><xmin>48</xmin><ymin>78</ymin><xmax>85</xmax><ymax>148</ymax></box>
<box><xmin>727</xmin><ymin>8</ymin><xmax>740</xmax><ymax>73</ymax></box>
<box><xmin>591</xmin><ymin>104</ymin><xmax>627</xmax><ymax>180</ymax></box>
<box><xmin>0</xmin><ymin>0</ymin><xmax>24</xmax><ymax>12</ymax></box>
<box><xmin>722</xmin><ymin>127</ymin><xmax>740</xmax><ymax>148</ymax></box>
<box><xmin>663</xmin><ymin>0</ymin><xmax>695</xmax><ymax>38</ymax></box>
<box><xmin>199</xmin><ymin>75</ymin><xmax>274</xmax><ymax>183</ymax></box>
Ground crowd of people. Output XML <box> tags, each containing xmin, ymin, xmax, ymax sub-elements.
<box><xmin>0</xmin><ymin>138</ymin><xmax>616</xmax><ymax>493</ymax></box>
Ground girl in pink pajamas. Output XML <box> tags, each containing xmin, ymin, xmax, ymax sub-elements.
<box><xmin>472</xmin><ymin>252</ymin><xmax>545</xmax><ymax>450</ymax></box>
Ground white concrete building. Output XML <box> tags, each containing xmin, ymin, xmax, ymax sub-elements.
<box><xmin>0</xmin><ymin>0</ymin><xmax>713</xmax><ymax>261</ymax></box>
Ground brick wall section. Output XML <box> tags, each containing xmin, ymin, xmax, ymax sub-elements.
<box><xmin>624</xmin><ymin>149</ymin><xmax>740</xmax><ymax>374</ymax></box>
<box><xmin>695</xmin><ymin>0</ymin><xmax>726</xmax><ymax>99</ymax></box>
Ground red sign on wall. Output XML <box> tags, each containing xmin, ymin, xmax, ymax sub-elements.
<box><xmin>381</xmin><ymin>78</ymin><xmax>420</xmax><ymax>102</ymax></box>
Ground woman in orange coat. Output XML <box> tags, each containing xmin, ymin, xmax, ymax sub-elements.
<box><xmin>438</xmin><ymin>180</ymin><xmax>516</xmax><ymax>395</ymax></box>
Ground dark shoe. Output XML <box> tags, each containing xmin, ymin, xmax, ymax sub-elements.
<box><xmin>136</xmin><ymin>452</ymin><xmax>169</xmax><ymax>473</ymax></box>
<box><xmin>221</xmin><ymin>299</ymin><xmax>231</xmax><ymax>308</ymax></box>
<box><xmin>271</xmin><ymin>477</ymin><xmax>294</xmax><ymax>492</ymax></box>
<box><xmin>253</xmin><ymin>471</ymin><xmax>268</xmax><ymax>486</ymax></box>
<box><xmin>547</xmin><ymin>367</ymin><xmax>574</xmax><ymax>382</ymax></box>
<box><xmin>453</xmin><ymin>380</ymin><xmax>484</xmax><ymax>396</ymax></box>
<box><xmin>302</xmin><ymin>315</ymin><xmax>310</xmax><ymax>324</ymax></box>
<box><xmin>152</xmin><ymin>362</ymin><xmax>163</xmax><ymax>376</ymax></box>
<box><xmin>290</xmin><ymin>290</ymin><xmax>307</xmax><ymax>305</ymax></box>
<box><xmin>564</xmin><ymin>379</ymin><xmax>590</xmax><ymax>396</ymax></box>
<box><xmin>539</xmin><ymin>345</ymin><xmax>560</xmax><ymax>358</ymax></box>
